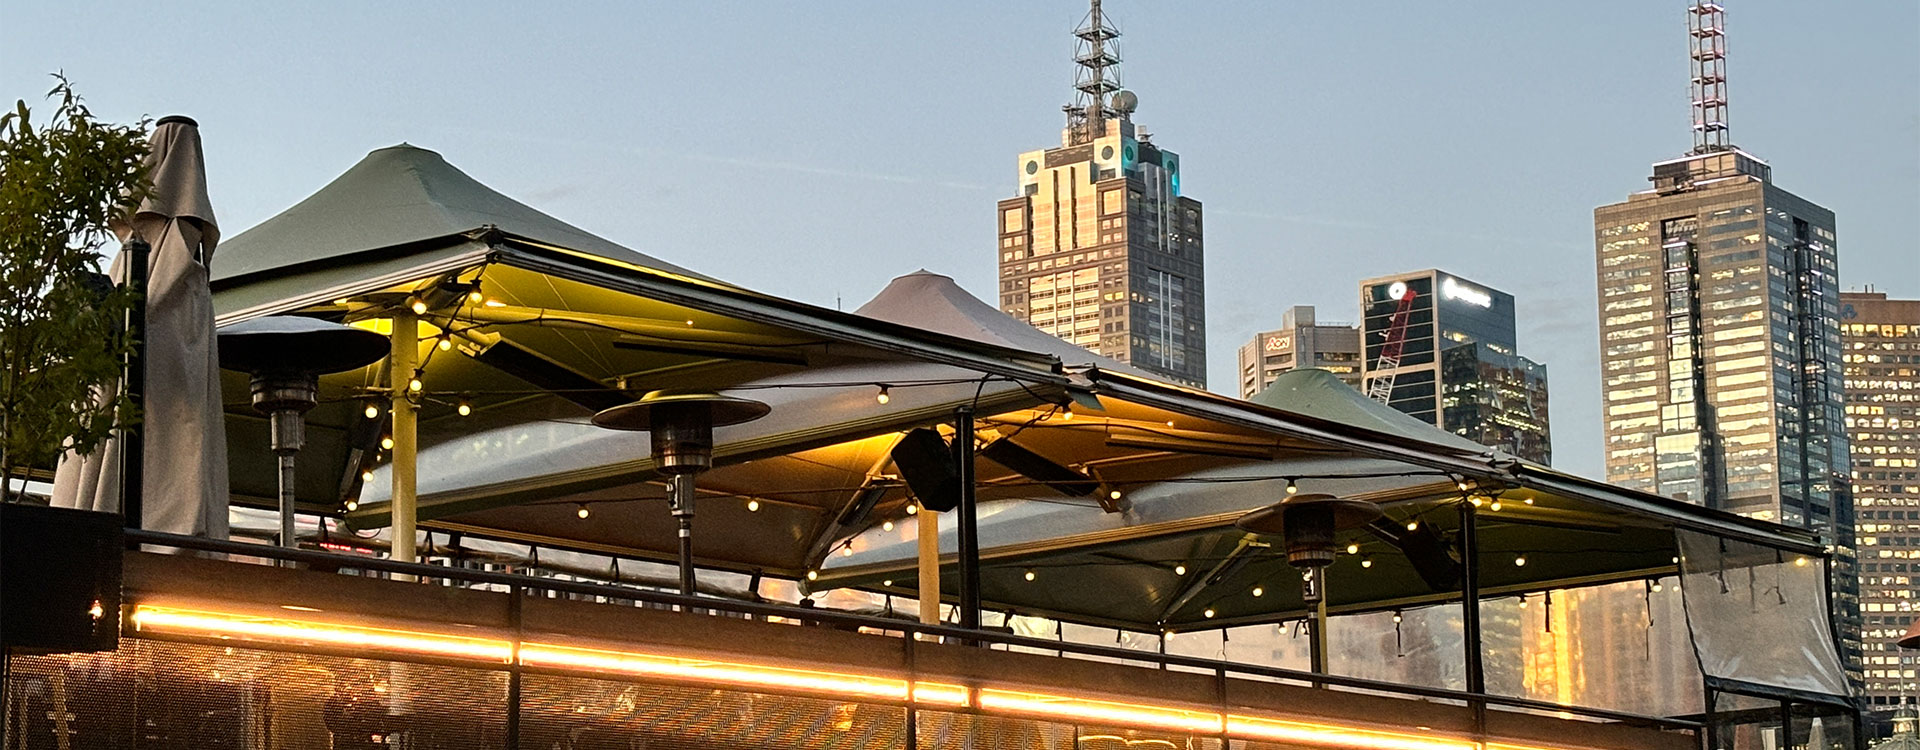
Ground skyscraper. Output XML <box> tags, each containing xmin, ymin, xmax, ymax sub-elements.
<box><xmin>1236</xmin><ymin>306</ymin><xmax>1362</xmax><ymax>398</ymax></box>
<box><xmin>996</xmin><ymin>0</ymin><xmax>1206</xmax><ymax>387</ymax></box>
<box><xmin>1359</xmin><ymin>269</ymin><xmax>1552</xmax><ymax>464</ymax></box>
<box><xmin>1592</xmin><ymin>0</ymin><xmax>1858</xmax><ymax>682</ymax></box>
<box><xmin>1840</xmin><ymin>290</ymin><xmax>1920</xmax><ymax>717</ymax></box>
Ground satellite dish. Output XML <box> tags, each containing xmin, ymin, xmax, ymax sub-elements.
<box><xmin>1111</xmin><ymin>90</ymin><xmax>1138</xmax><ymax>114</ymax></box>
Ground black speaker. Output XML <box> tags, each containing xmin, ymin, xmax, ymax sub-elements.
<box><xmin>890</xmin><ymin>428</ymin><xmax>960</xmax><ymax>513</ymax></box>
<box><xmin>1</xmin><ymin>503</ymin><xmax>123</xmax><ymax>653</ymax></box>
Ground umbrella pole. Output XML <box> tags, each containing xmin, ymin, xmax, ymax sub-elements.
<box><xmin>390</xmin><ymin>310</ymin><xmax>419</xmax><ymax>567</ymax></box>
<box><xmin>917</xmin><ymin>503</ymin><xmax>939</xmax><ymax>626</ymax></box>
<box><xmin>954</xmin><ymin>407</ymin><xmax>980</xmax><ymax>632</ymax></box>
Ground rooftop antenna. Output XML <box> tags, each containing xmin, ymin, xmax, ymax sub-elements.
<box><xmin>1064</xmin><ymin>0</ymin><xmax>1122</xmax><ymax>145</ymax></box>
<box><xmin>1688</xmin><ymin>1</ymin><xmax>1731</xmax><ymax>154</ymax></box>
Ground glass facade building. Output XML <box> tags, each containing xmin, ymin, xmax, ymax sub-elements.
<box><xmin>1841</xmin><ymin>291</ymin><xmax>1920</xmax><ymax>717</ymax></box>
<box><xmin>1592</xmin><ymin>149</ymin><xmax>1859</xmax><ymax>685</ymax></box>
<box><xmin>1236</xmin><ymin>305</ymin><xmax>1362</xmax><ymax>398</ymax></box>
<box><xmin>1359</xmin><ymin>269</ymin><xmax>1552</xmax><ymax>464</ymax></box>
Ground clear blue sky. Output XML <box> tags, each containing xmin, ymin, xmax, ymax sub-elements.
<box><xmin>6</xmin><ymin>2</ymin><xmax>1915</xmax><ymax>479</ymax></box>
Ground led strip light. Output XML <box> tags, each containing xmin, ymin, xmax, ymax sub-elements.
<box><xmin>128</xmin><ymin>605</ymin><xmax>1606</xmax><ymax>750</ymax></box>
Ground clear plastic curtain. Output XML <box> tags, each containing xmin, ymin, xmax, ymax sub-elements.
<box><xmin>1677</xmin><ymin>529</ymin><xmax>1850</xmax><ymax>699</ymax></box>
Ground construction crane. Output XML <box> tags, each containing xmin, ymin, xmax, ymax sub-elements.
<box><xmin>1366</xmin><ymin>282</ymin><xmax>1418</xmax><ymax>404</ymax></box>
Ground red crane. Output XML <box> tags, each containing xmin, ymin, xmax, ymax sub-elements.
<box><xmin>1366</xmin><ymin>282</ymin><xmax>1418</xmax><ymax>404</ymax></box>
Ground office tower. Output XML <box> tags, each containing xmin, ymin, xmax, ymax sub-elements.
<box><xmin>996</xmin><ymin>0</ymin><xmax>1207</xmax><ymax>387</ymax></box>
<box><xmin>1359</xmin><ymin>270</ymin><xmax>1552</xmax><ymax>464</ymax></box>
<box><xmin>1841</xmin><ymin>291</ymin><xmax>1920</xmax><ymax>716</ymax></box>
<box><xmin>1592</xmin><ymin>0</ymin><xmax>1858</xmax><ymax>683</ymax></box>
<box><xmin>1236</xmin><ymin>306</ymin><xmax>1363</xmax><ymax>398</ymax></box>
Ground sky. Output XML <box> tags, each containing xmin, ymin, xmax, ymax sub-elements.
<box><xmin>5</xmin><ymin>1</ymin><xmax>1916</xmax><ymax>480</ymax></box>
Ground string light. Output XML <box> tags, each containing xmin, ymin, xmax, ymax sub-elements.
<box><xmin>381</xmin><ymin>435</ymin><xmax>395</xmax><ymax>450</ymax></box>
<box><xmin>1107</xmin><ymin>488</ymin><xmax>1124</xmax><ymax>502</ymax></box>
<box><xmin>1285</xmin><ymin>479</ymin><xmax>1298</xmax><ymax>495</ymax></box>
<box><xmin>364</xmin><ymin>403</ymin><xmax>380</xmax><ymax>419</ymax></box>
<box><xmin>1059</xmin><ymin>404</ymin><xmax>1073</xmax><ymax>421</ymax></box>
<box><xmin>1360</xmin><ymin>556</ymin><xmax>1373</xmax><ymax>569</ymax></box>
<box><xmin>747</xmin><ymin>499</ymin><xmax>760</xmax><ymax>512</ymax></box>
<box><xmin>1251</xmin><ymin>586</ymin><xmax>1264</xmax><ymax>598</ymax></box>
<box><xmin>409</xmin><ymin>298</ymin><xmax>428</xmax><ymax>315</ymax></box>
<box><xmin>842</xmin><ymin>547</ymin><xmax>854</xmax><ymax>557</ymax></box>
<box><xmin>882</xmin><ymin>580</ymin><xmax>893</xmax><ymax>587</ymax></box>
<box><xmin>905</xmin><ymin>503</ymin><xmax>919</xmax><ymax>515</ymax></box>
<box><xmin>1513</xmin><ymin>555</ymin><xmax>1527</xmax><ymax>567</ymax></box>
<box><xmin>407</xmin><ymin>374</ymin><xmax>423</xmax><ymax>393</ymax></box>
<box><xmin>361</xmin><ymin>469</ymin><xmax>374</xmax><ymax>482</ymax></box>
<box><xmin>1794</xmin><ymin>557</ymin><xmax>1809</xmax><ymax>567</ymax></box>
<box><xmin>1518</xmin><ymin>596</ymin><xmax>1529</xmax><ymax>610</ymax></box>
<box><xmin>1024</xmin><ymin>570</ymin><xmax>1036</xmax><ymax>582</ymax></box>
<box><xmin>882</xmin><ymin>520</ymin><xmax>894</xmax><ymax>532</ymax></box>
<box><xmin>1522</xmin><ymin>495</ymin><xmax>1535</xmax><ymax>505</ymax></box>
<box><xmin>437</xmin><ymin>335</ymin><xmax>453</xmax><ymax>352</ymax></box>
<box><xmin>1392</xmin><ymin>611</ymin><xmax>1403</xmax><ymax>624</ymax></box>
<box><xmin>1345</xmin><ymin>542</ymin><xmax>1360</xmax><ymax>555</ymax></box>
<box><xmin>345</xmin><ymin>499</ymin><xmax>359</xmax><ymax>512</ymax></box>
<box><xmin>1488</xmin><ymin>499</ymin><xmax>1502</xmax><ymax>512</ymax></box>
<box><xmin>1174</xmin><ymin>564</ymin><xmax>1187</xmax><ymax>576</ymax></box>
<box><xmin>576</xmin><ymin>504</ymin><xmax>590</xmax><ymax>520</ymax></box>
<box><xmin>1405</xmin><ymin>520</ymin><xmax>1419</xmax><ymax>531</ymax></box>
<box><xmin>875</xmin><ymin>386</ymin><xmax>890</xmax><ymax>405</ymax></box>
<box><xmin>467</xmin><ymin>288</ymin><xmax>485</xmax><ymax>304</ymax></box>
<box><xmin>1202</xmin><ymin>608</ymin><xmax>1216</xmax><ymax>619</ymax></box>
<box><xmin>1469</xmin><ymin>496</ymin><xmax>1483</xmax><ymax>508</ymax></box>
<box><xmin>1652</xmin><ymin>581</ymin><xmax>1664</xmax><ymax>593</ymax></box>
<box><xmin>1456</xmin><ymin>479</ymin><xmax>1471</xmax><ymax>492</ymax></box>
<box><xmin>457</xmin><ymin>399</ymin><xmax>472</xmax><ymax>417</ymax></box>
<box><xmin>807</xmin><ymin>570</ymin><xmax>819</xmax><ymax>581</ymax></box>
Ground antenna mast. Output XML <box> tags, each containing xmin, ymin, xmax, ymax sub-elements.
<box><xmin>1065</xmin><ymin>0</ymin><xmax>1121</xmax><ymax>145</ymax></box>
<box><xmin>1688</xmin><ymin>1</ymin><xmax>1731</xmax><ymax>154</ymax></box>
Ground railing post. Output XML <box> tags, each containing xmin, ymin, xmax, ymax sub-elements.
<box><xmin>121</xmin><ymin>238</ymin><xmax>149</xmax><ymax>542</ymax></box>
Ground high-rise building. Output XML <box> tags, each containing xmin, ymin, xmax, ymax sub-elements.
<box><xmin>1841</xmin><ymin>291</ymin><xmax>1920</xmax><ymax>716</ymax></box>
<box><xmin>1359</xmin><ymin>269</ymin><xmax>1552</xmax><ymax>464</ymax></box>
<box><xmin>996</xmin><ymin>0</ymin><xmax>1206</xmax><ymax>387</ymax></box>
<box><xmin>1591</xmin><ymin>0</ymin><xmax>1858</xmax><ymax>684</ymax></box>
<box><xmin>1236</xmin><ymin>306</ymin><xmax>1362</xmax><ymax>398</ymax></box>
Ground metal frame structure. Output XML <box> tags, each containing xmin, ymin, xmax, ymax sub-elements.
<box><xmin>1689</xmin><ymin>1</ymin><xmax>1731</xmax><ymax>154</ymax></box>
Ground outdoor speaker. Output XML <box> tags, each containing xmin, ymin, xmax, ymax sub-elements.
<box><xmin>891</xmin><ymin>428</ymin><xmax>961</xmax><ymax>513</ymax></box>
<box><xmin>1</xmin><ymin>503</ymin><xmax>123</xmax><ymax>653</ymax></box>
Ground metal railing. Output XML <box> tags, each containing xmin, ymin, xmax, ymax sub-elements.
<box><xmin>124</xmin><ymin>529</ymin><xmax>1701</xmax><ymax>736</ymax></box>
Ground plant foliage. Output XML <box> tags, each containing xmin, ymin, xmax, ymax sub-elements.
<box><xmin>0</xmin><ymin>76</ymin><xmax>149</xmax><ymax>501</ymax></box>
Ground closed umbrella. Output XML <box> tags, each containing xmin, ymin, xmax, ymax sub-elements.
<box><xmin>51</xmin><ymin>116</ymin><xmax>228</xmax><ymax>539</ymax></box>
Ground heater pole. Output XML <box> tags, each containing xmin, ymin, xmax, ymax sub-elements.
<box><xmin>1307</xmin><ymin>567</ymin><xmax>1330</xmax><ymax>674</ymax></box>
<box><xmin>954</xmin><ymin>407</ymin><xmax>980</xmax><ymax>631</ymax></box>
<box><xmin>671</xmin><ymin>473</ymin><xmax>697</xmax><ymax>596</ymax></box>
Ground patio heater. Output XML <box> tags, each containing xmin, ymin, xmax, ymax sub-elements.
<box><xmin>218</xmin><ymin>317</ymin><xmax>389</xmax><ymax>553</ymax></box>
<box><xmin>1236</xmin><ymin>492</ymin><xmax>1382</xmax><ymax>674</ymax></box>
<box><xmin>593</xmin><ymin>390</ymin><xmax>770</xmax><ymax>596</ymax></box>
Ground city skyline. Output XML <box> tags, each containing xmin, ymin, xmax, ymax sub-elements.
<box><xmin>3</xmin><ymin>1</ymin><xmax>1914</xmax><ymax>480</ymax></box>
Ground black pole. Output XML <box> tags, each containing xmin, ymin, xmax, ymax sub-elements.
<box><xmin>672</xmin><ymin>473</ymin><xmax>697</xmax><ymax>596</ymax></box>
<box><xmin>1459</xmin><ymin>501</ymin><xmax>1485</xmax><ymax>730</ymax></box>
<box><xmin>122</xmin><ymin>238</ymin><xmax>149</xmax><ymax>539</ymax></box>
<box><xmin>954</xmin><ymin>406</ymin><xmax>980</xmax><ymax>631</ymax></box>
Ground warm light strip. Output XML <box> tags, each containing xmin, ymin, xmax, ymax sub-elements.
<box><xmin>131</xmin><ymin>605</ymin><xmax>1618</xmax><ymax>750</ymax></box>
<box><xmin>976</xmin><ymin>688</ymin><xmax>1224</xmax><ymax>735</ymax></box>
<box><xmin>1229</xmin><ymin>715</ymin><xmax>1480</xmax><ymax>750</ymax></box>
<box><xmin>129</xmin><ymin>606</ymin><xmax>514</xmax><ymax>663</ymax></box>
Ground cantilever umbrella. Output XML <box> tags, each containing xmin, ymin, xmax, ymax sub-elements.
<box><xmin>52</xmin><ymin>116</ymin><xmax>229</xmax><ymax>539</ymax></box>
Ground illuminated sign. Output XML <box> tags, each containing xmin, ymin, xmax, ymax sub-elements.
<box><xmin>1440</xmin><ymin>277</ymin><xmax>1492</xmax><ymax>309</ymax></box>
<box><xmin>1264</xmin><ymin>335</ymin><xmax>1292</xmax><ymax>353</ymax></box>
<box><xmin>1387</xmin><ymin>281</ymin><xmax>1410</xmax><ymax>302</ymax></box>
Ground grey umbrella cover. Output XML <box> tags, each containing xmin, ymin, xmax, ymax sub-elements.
<box><xmin>51</xmin><ymin>117</ymin><xmax>230</xmax><ymax>540</ymax></box>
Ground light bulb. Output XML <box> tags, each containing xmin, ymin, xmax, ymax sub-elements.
<box><xmin>841</xmin><ymin>547</ymin><xmax>853</xmax><ymax>557</ymax></box>
<box><xmin>1794</xmin><ymin>557</ymin><xmax>1808</xmax><ymax>567</ymax></box>
<box><xmin>882</xmin><ymin>520</ymin><xmax>894</xmax><ymax>532</ymax></box>
<box><xmin>365</xmin><ymin>403</ymin><xmax>379</xmax><ymax>419</ymax></box>
<box><xmin>1203</xmin><ymin>608</ymin><xmax>1215</xmax><ymax>619</ymax></box>
<box><xmin>1285</xmin><ymin>480</ymin><xmax>1298</xmax><ymax>495</ymax></box>
<box><xmin>361</xmin><ymin>469</ymin><xmax>374</xmax><ymax>482</ymax></box>
<box><xmin>408</xmin><ymin>377</ymin><xmax>423</xmax><ymax>393</ymax></box>
<box><xmin>1469</xmin><ymin>497</ymin><xmax>1483</xmax><ymax>508</ymax></box>
<box><xmin>467</xmin><ymin>289</ymin><xmax>485</xmax><ymax>304</ymax></box>
<box><xmin>345</xmin><ymin>499</ymin><xmax>358</xmax><ymax>511</ymax></box>
<box><xmin>1174</xmin><ymin>564</ymin><xmax>1187</xmax><ymax>576</ymax></box>
<box><xmin>1251</xmin><ymin>586</ymin><xmax>1264</xmax><ymax>598</ymax></box>
<box><xmin>1518</xmin><ymin>597</ymin><xmax>1529</xmax><ymax>609</ymax></box>
<box><xmin>905</xmin><ymin>503</ymin><xmax>919</xmax><ymax>515</ymax></box>
<box><xmin>1346</xmin><ymin>542</ymin><xmax>1360</xmax><ymax>555</ymax></box>
<box><xmin>882</xmin><ymin>580</ymin><xmax>893</xmax><ymax>587</ymax></box>
<box><xmin>1361</xmin><ymin>556</ymin><xmax>1374</xmax><ymax>569</ymax></box>
<box><xmin>437</xmin><ymin>336</ymin><xmax>452</xmax><ymax>351</ymax></box>
<box><xmin>1514</xmin><ymin>555</ymin><xmax>1528</xmax><ymax>567</ymax></box>
<box><xmin>1523</xmin><ymin>496</ymin><xmax>1535</xmax><ymax>505</ymax></box>
<box><xmin>576</xmin><ymin>504</ymin><xmax>590</xmax><ymax>519</ymax></box>
<box><xmin>409</xmin><ymin>298</ymin><xmax>428</xmax><ymax>315</ymax></box>
<box><xmin>1059</xmin><ymin>405</ymin><xmax>1073</xmax><ymax>420</ymax></box>
<box><xmin>1406</xmin><ymin>520</ymin><xmax>1419</xmax><ymax>531</ymax></box>
<box><xmin>1652</xmin><ymin>582</ymin><xmax>1664</xmax><ymax>593</ymax></box>
<box><xmin>1165</xmin><ymin>420</ymin><xmax>1175</xmax><ymax>428</ymax></box>
<box><xmin>1108</xmin><ymin>488</ymin><xmax>1123</xmax><ymax>501</ymax></box>
<box><xmin>381</xmin><ymin>435</ymin><xmax>394</xmax><ymax>450</ymax></box>
<box><xmin>1392</xmin><ymin>612</ymin><xmax>1403</xmax><ymax>623</ymax></box>
<box><xmin>747</xmin><ymin>499</ymin><xmax>760</xmax><ymax>512</ymax></box>
<box><xmin>1489</xmin><ymin>500</ymin><xmax>1502</xmax><ymax>512</ymax></box>
<box><xmin>876</xmin><ymin>387</ymin><xmax>890</xmax><ymax>405</ymax></box>
<box><xmin>1024</xmin><ymin>570</ymin><xmax>1036</xmax><ymax>582</ymax></box>
<box><xmin>807</xmin><ymin>570</ymin><xmax>819</xmax><ymax>581</ymax></box>
<box><xmin>457</xmin><ymin>401</ymin><xmax>472</xmax><ymax>417</ymax></box>
<box><xmin>1456</xmin><ymin>480</ymin><xmax>1470</xmax><ymax>492</ymax></box>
